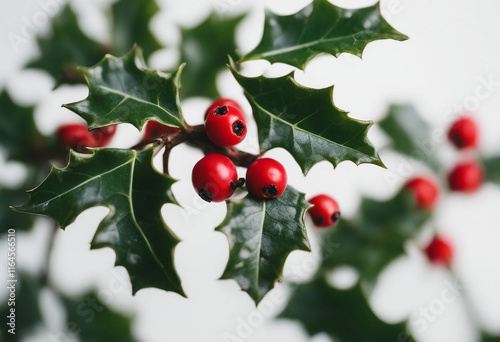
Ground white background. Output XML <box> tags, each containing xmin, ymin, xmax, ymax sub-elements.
<box><xmin>1</xmin><ymin>0</ymin><xmax>500</xmax><ymax>341</ymax></box>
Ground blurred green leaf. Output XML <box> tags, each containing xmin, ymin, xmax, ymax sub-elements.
<box><xmin>63</xmin><ymin>46</ymin><xmax>185</xmax><ymax>130</ymax></box>
<box><xmin>241</xmin><ymin>0</ymin><xmax>407</xmax><ymax>69</ymax></box>
<box><xmin>379</xmin><ymin>104</ymin><xmax>440</xmax><ymax>170</ymax></box>
<box><xmin>13</xmin><ymin>148</ymin><xmax>184</xmax><ymax>296</ymax></box>
<box><xmin>280</xmin><ymin>276</ymin><xmax>410</xmax><ymax>341</ymax></box>
<box><xmin>217</xmin><ymin>186</ymin><xmax>311</xmax><ymax>304</ymax></box>
<box><xmin>112</xmin><ymin>0</ymin><xmax>162</xmax><ymax>59</ymax></box>
<box><xmin>230</xmin><ymin>66</ymin><xmax>384</xmax><ymax>174</ymax></box>
<box><xmin>483</xmin><ymin>156</ymin><xmax>500</xmax><ymax>185</ymax></box>
<box><xmin>27</xmin><ymin>5</ymin><xmax>105</xmax><ymax>85</ymax></box>
<box><xmin>180</xmin><ymin>13</ymin><xmax>244</xmax><ymax>99</ymax></box>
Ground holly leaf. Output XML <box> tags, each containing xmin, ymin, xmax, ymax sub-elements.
<box><xmin>321</xmin><ymin>191</ymin><xmax>430</xmax><ymax>284</ymax></box>
<box><xmin>63</xmin><ymin>46</ymin><xmax>185</xmax><ymax>130</ymax></box>
<box><xmin>179</xmin><ymin>13</ymin><xmax>244</xmax><ymax>98</ymax></box>
<box><xmin>216</xmin><ymin>186</ymin><xmax>311</xmax><ymax>304</ymax></box>
<box><xmin>230</xmin><ymin>66</ymin><xmax>384</xmax><ymax>174</ymax></box>
<box><xmin>63</xmin><ymin>290</ymin><xmax>137</xmax><ymax>342</ymax></box>
<box><xmin>241</xmin><ymin>0</ymin><xmax>407</xmax><ymax>69</ymax></box>
<box><xmin>280</xmin><ymin>276</ymin><xmax>411</xmax><ymax>341</ymax></box>
<box><xmin>13</xmin><ymin>148</ymin><xmax>184</xmax><ymax>296</ymax></box>
<box><xmin>27</xmin><ymin>5</ymin><xmax>105</xmax><ymax>85</ymax></box>
<box><xmin>1</xmin><ymin>188</ymin><xmax>35</xmax><ymax>234</ymax></box>
<box><xmin>112</xmin><ymin>0</ymin><xmax>162</xmax><ymax>59</ymax></box>
<box><xmin>379</xmin><ymin>104</ymin><xmax>440</xmax><ymax>170</ymax></box>
<box><xmin>484</xmin><ymin>156</ymin><xmax>500</xmax><ymax>185</ymax></box>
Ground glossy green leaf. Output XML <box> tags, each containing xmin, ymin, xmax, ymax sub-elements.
<box><xmin>63</xmin><ymin>46</ymin><xmax>185</xmax><ymax>130</ymax></box>
<box><xmin>180</xmin><ymin>13</ymin><xmax>244</xmax><ymax>98</ymax></box>
<box><xmin>379</xmin><ymin>104</ymin><xmax>440</xmax><ymax>170</ymax></box>
<box><xmin>280</xmin><ymin>276</ymin><xmax>411</xmax><ymax>341</ymax></box>
<box><xmin>63</xmin><ymin>291</ymin><xmax>137</xmax><ymax>342</ymax></box>
<box><xmin>112</xmin><ymin>0</ymin><xmax>162</xmax><ymax>59</ymax></box>
<box><xmin>321</xmin><ymin>191</ymin><xmax>430</xmax><ymax>284</ymax></box>
<box><xmin>27</xmin><ymin>5</ymin><xmax>105</xmax><ymax>85</ymax></box>
<box><xmin>217</xmin><ymin>186</ymin><xmax>311</xmax><ymax>304</ymax></box>
<box><xmin>241</xmin><ymin>0</ymin><xmax>407</xmax><ymax>69</ymax></box>
<box><xmin>230</xmin><ymin>67</ymin><xmax>384</xmax><ymax>174</ymax></box>
<box><xmin>484</xmin><ymin>156</ymin><xmax>500</xmax><ymax>185</ymax></box>
<box><xmin>13</xmin><ymin>148</ymin><xmax>184</xmax><ymax>296</ymax></box>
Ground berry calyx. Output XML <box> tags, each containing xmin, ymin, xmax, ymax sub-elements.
<box><xmin>204</xmin><ymin>98</ymin><xmax>243</xmax><ymax>120</ymax></box>
<box><xmin>57</xmin><ymin>124</ymin><xmax>99</xmax><ymax>153</ymax></box>
<box><xmin>143</xmin><ymin>121</ymin><xmax>180</xmax><ymax>140</ymax></box>
<box><xmin>192</xmin><ymin>154</ymin><xmax>238</xmax><ymax>202</ymax></box>
<box><xmin>448</xmin><ymin>116</ymin><xmax>478</xmax><ymax>149</ymax></box>
<box><xmin>246</xmin><ymin>158</ymin><xmax>287</xmax><ymax>199</ymax></box>
<box><xmin>424</xmin><ymin>235</ymin><xmax>453</xmax><ymax>266</ymax></box>
<box><xmin>308</xmin><ymin>194</ymin><xmax>341</xmax><ymax>228</ymax></box>
<box><xmin>205</xmin><ymin>105</ymin><xmax>247</xmax><ymax>147</ymax></box>
<box><xmin>404</xmin><ymin>177</ymin><xmax>439</xmax><ymax>210</ymax></box>
<box><xmin>448</xmin><ymin>161</ymin><xmax>483</xmax><ymax>192</ymax></box>
<box><xmin>91</xmin><ymin>124</ymin><xmax>117</xmax><ymax>146</ymax></box>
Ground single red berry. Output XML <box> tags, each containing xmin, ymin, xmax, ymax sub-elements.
<box><xmin>143</xmin><ymin>121</ymin><xmax>180</xmax><ymax>140</ymax></box>
<box><xmin>404</xmin><ymin>177</ymin><xmax>439</xmax><ymax>210</ymax></box>
<box><xmin>308</xmin><ymin>194</ymin><xmax>341</xmax><ymax>228</ymax></box>
<box><xmin>91</xmin><ymin>124</ymin><xmax>117</xmax><ymax>146</ymax></box>
<box><xmin>424</xmin><ymin>235</ymin><xmax>453</xmax><ymax>266</ymax></box>
<box><xmin>192</xmin><ymin>154</ymin><xmax>238</xmax><ymax>202</ymax></box>
<box><xmin>448</xmin><ymin>161</ymin><xmax>483</xmax><ymax>192</ymax></box>
<box><xmin>448</xmin><ymin>116</ymin><xmax>478</xmax><ymax>149</ymax></box>
<box><xmin>205</xmin><ymin>105</ymin><xmax>247</xmax><ymax>147</ymax></box>
<box><xmin>246</xmin><ymin>158</ymin><xmax>287</xmax><ymax>199</ymax></box>
<box><xmin>204</xmin><ymin>98</ymin><xmax>243</xmax><ymax>120</ymax></box>
<box><xmin>57</xmin><ymin>124</ymin><xmax>99</xmax><ymax>153</ymax></box>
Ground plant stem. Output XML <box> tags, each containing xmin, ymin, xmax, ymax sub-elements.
<box><xmin>40</xmin><ymin>222</ymin><xmax>59</xmax><ymax>287</ymax></box>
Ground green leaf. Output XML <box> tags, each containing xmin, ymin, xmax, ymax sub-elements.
<box><xmin>321</xmin><ymin>191</ymin><xmax>430</xmax><ymax>284</ymax></box>
<box><xmin>63</xmin><ymin>46</ymin><xmax>185</xmax><ymax>130</ymax></box>
<box><xmin>241</xmin><ymin>0</ymin><xmax>407</xmax><ymax>69</ymax></box>
<box><xmin>63</xmin><ymin>291</ymin><xmax>137</xmax><ymax>342</ymax></box>
<box><xmin>484</xmin><ymin>156</ymin><xmax>500</xmax><ymax>185</ymax></box>
<box><xmin>179</xmin><ymin>13</ymin><xmax>244</xmax><ymax>98</ymax></box>
<box><xmin>230</xmin><ymin>66</ymin><xmax>384</xmax><ymax>174</ymax></box>
<box><xmin>482</xmin><ymin>333</ymin><xmax>500</xmax><ymax>342</ymax></box>
<box><xmin>280</xmin><ymin>276</ymin><xmax>411</xmax><ymax>341</ymax></box>
<box><xmin>1</xmin><ymin>188</ymin><xmax>35</xmax><ymax>234</ymax></box>
<box><xmin>217</xmin><ymin>186</ymin><xmax>311</xmax><ymax>304</ymax></box>
<box><xmin>112</xmin><ymin>0</ymin><xmax>162</xmax><ymax>59</ymax></box>
<box><xmin>13</xmin><ymin>148</ymin><xmax>184</xmax><ymax>296</ymax></box>
<box><xmin>379</xmin><ymin>104</ymin><xmax>440</xmax><ymax>170</ymax></box>
<box><xmin>27</xmin><ymin>5</ymin><xmax>105</xmax><ymax>84</ymax></box>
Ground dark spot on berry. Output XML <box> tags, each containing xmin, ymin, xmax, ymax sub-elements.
<box><xmin>331</xmin><ymin>211</ymin><xmax>341</xmax><ymax>223</ymax></box>
<box><xmin>214</xmin><ymin>106</ymin><xmax>228</xmax><ymax>116</ymax></box>
<box><xmin>262</xmin><ymin>185</ymin><xmax>279</xmax><ymax>199</ymax></box>
<box><xmin>232</xmin><ymin>120</ymin><xmax>246</xmax><ymax>137</ymax></box>
<box><xmin>314</xmin><ymin>216</ymin><xmax>324</xmax><ymax>225</ymax></box>
<box><xmin>452</xmin><ymin>135</ymin><xmax>464</xmax><ymax>148</ymax></box>
<box><xmin>198</xmin><ymin>189</ymin><xmax>213</xmax><ymax>202</ymax></box>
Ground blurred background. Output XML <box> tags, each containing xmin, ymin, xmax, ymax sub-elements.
<box><xmin>1</xmin><ymin>0</ymin><xmax>500</xmax><ymax>341</ymax></box>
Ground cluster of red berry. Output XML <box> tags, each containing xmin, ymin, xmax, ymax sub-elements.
<box><xmin>191</xmin><ymin>98</ymin><xmax>287</xmax><ymax>202</ymax></box>
<box><xmin>403</xmin><ymin>115</ymin><xmax>482</xmax><ymax>266</ymax></box>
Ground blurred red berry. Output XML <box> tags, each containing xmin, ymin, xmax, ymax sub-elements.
<box><xmin>308</xmin><ymin>194</ymin><xmax>341</xmax><ymax>228</ymax></box>
<box><xmin>143</xmin><ymin>121</ymin><xmax>180</xmax><ymax>140</ymax></box>
<box><xmin>448</xmin><ymin>161</ymin><xmax>483</xmax><ymax>192</ymax></box>
<box><xmin>424</xmin><ymin>235</ymin><xmax>453</xmax><ymax>266</ymax></box>
<box><xmin>57</xmin><ymin>124</ymin><xmax>99</xmax><ymax>153</ymax></box>
<box><xmin>448</xmin><ymin>116</ymin><xmax>478</xmax><ymax>149</ymax></box>
<box><xmin>404</xmin><ymin>177</ymin><xmax>439</xmax><ymax>210</ymax></box>
<box><xmin>91</xmin><ymin>124</ymin><xmax>117</xmax><ymax>146</ymax></box>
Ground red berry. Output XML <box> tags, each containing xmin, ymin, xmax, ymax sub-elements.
<box><xmin>448</xmin><ymin>161</ymin><xmax>483</xmax><ymax>192</ymax></box>
<box><xmin>204</xmin><ymin>98</ymin><xmax>243</xmax><ymax>120</ymax></box>
<box><xmin>404</xmin><ymin>177</ymin><xmax>439</xmax><ymax>210</ymax></box>
<box><xmin>448</xmin><ymin>116</ymin><xmax>478</xmax><ymax>149</ymax></box>
<box><xmin>205</xmin><ymin>105</ymin><xmax>247</xmax><ymax>147</ymax></box>
<box><xmin>308</xmin><ymin>194</ymin><xmax>341</xmax><ymax>228</ymax></box>
<box><xmin>143</xmin><ymin>121</ymin><xmax>180</xmax><ymax>140</ymax></box>
<box><xmin>192</xmin><ymin>154</ymin><xmax>238</xmax><ymax>202</ymax></box>
<box><xmin>424</xmin><ymin>235</ymin><xmax>453</xmax><ymax>266</ymax></box>
<box><xmin>91</xmin><ymin>124</ymin><xmax>117</xmax><ymax>146</ymax></box>
<box><xmin>57</xmin><ymin>124</ymin><xmax>99</xmax><ymax>153</ymax></box>
<box><xmin>246</xmin><ymin>158</ymin><xmax>287</xmax><ymax>199</ymax></box>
